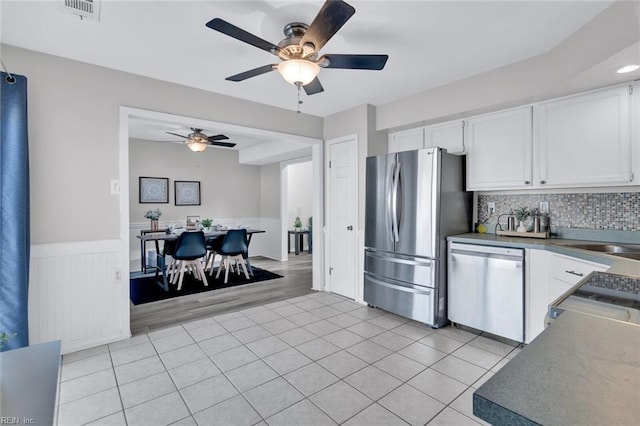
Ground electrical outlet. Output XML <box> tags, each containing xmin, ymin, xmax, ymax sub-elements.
<box><xmin>540</xmin><ymin>201</ymin><xmax>549</xmax><ymax>214</ymax></box>
<box><xmin>488</xmin><ymin>202</ymin><xmax>496</xmax><ymax>216</ymax></box>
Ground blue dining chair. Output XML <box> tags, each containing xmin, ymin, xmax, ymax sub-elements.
<box><xmin>205</xmin><ymin>235</ymin><xmax>224</xmax><ymax>276</ymax></box>
<box><xmin>216</xmin><ymin>229</ymin><xmax>250</xmax><ymax>283</ymax></box>
<box><xmin>171</xmin><ymin>231</ymin><xmax>208</xmax><ymax>290</ymax></box>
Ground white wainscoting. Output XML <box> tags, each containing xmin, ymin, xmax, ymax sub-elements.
<box><xmin>29</xmin><ymin>239</ymin><xmax>130</xmax><ymax>354</ymax></box>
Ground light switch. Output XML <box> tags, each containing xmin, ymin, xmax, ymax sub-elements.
<box><xmin>110</xmin><ymin>179</ymin><xmax>120</xmax><ymax>195</ymax></box>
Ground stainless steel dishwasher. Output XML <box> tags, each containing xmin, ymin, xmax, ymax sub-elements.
<box><xmin>448</xmin><ymin>242</ymin><xmax>525</xmax><ymax>342</ymax></box>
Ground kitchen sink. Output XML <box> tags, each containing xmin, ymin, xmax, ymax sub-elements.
<box><xmin>563</xmin><ymin>243</ymin><xmax>640</xmax><ymax>255</ymax></box>
<box><xmin>609</xmin><ymin>252</ymin><xmax>640</xmax><ymax>261</ymax></box>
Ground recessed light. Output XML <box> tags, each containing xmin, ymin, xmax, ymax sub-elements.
<box><xmin>617</xmin><ymin>64</ymin><xmax>640</xmax><ymax>74</ymax></box>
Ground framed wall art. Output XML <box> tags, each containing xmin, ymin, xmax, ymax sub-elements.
<box><xmin>139</xmin><ymin>177</ymin><xmax>169</xmax><ymax>204</ymax></box>
<box><xmin>175</xmin><ymin>180</ymin><xmax>201</xmax><ymax>206</ymax></box>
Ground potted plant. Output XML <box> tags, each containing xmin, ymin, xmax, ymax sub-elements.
<box><xmin>200</xmin><ymin>218</ymin><xmax>213</xmax><ymax>232</ymax></box>
<box><xmin>514</xmin><ymin>206</ymin><xmax>530</xmax><ymax>232</ymax></box>
<box><xmin>294</xmin><ymin>216</ymin><xmax>302</xmax><ymax>231</ymax></box>
<box><xmin>144</xmin><ymin>209</ymin><xmax>162</xmax><ymax>231</ymax></box>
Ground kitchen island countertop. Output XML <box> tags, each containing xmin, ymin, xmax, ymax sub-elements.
<box><xmin>473</xmin><ymin>310</ymin><xmax>640</xmax><ymax>425</ymax></box>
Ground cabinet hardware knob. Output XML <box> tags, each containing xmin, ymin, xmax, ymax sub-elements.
<box><xmin>540</xmin><ymin>180</ymin><xmax>546</xmax><ymax>184</ymax></box>
<box><xmin>347</xmin><ymin>225</ymin><xmax>353</xmax><ymax>231</ymax></box>
<box><xmin>524</xmin><ymin>180</ymin><xmax>530</xmax><ymax>185</ymax></box>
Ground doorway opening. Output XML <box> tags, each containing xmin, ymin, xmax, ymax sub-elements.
<box><xmin>119</xmin><ymin>107</ymin><xmax>324</xmax><ymax>335</ymax></box>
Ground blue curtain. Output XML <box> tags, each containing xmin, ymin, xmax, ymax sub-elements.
<box><xmin>0</xmin><ymin>71</ymin><xmax>30</xmax><ymax>351</ymax></box>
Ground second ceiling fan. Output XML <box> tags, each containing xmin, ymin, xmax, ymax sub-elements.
<box><xmin>167</xmin><ymin>128</ymin><xmax>236</xmax><ymax>152</ymax></box>
<box><xmin>206</xmin><ymin>0</ymin><xmax>389</xmax><ymax>96</ymax></box>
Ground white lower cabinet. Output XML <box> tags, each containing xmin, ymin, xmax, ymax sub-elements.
<box><xmin>525</xmin><ymin>249</ymin><xmax>607</xmax><ymax>344</ymax></box>
<box><xmin>525</xmin><ymin>249</ymin><xmax>551</xmax><ymax>344</ymax></box>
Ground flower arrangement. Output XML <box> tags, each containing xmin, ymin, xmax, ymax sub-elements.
<box><xmin>294</xmin><ymin>216</ymin><xmax>302</xmax><ymax>229</ymax></box>
<box><xmin>144</xmin><ymin>209</ymin><xmax>162</xmax><ymax>220</ymax></box>
<box><xmin>201</xmin><ymin>218</ymin><xmax>213</xmax><ymax>228</ymax></box>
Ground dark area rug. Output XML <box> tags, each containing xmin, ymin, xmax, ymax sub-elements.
<box><xmin>130</xmin><ymin>267</ymin><xmax>283</xmax><ymax>305</ymax></box>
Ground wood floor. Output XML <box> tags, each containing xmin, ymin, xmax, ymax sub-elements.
<box><xmin>130</xmin><ymin>253</ymin><xmax>313</xmax><ymax>336</ymax></box>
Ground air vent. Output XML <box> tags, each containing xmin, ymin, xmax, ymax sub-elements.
<box><xmin>61</xmin><ymin>0</ymin><xmax>101</xmax><ymax>21</ymax></box>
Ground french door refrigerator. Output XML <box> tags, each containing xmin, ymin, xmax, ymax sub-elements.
<box><xmin>364</xmin><ymin>147</ymin><xmax>471</xmax><ymax>327</ymax></box>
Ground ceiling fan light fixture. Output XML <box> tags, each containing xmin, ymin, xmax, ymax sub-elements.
<box><xmin>277</xmin><ymin>59</ymin><xmax>320</xmax><ymax>86</ymax></box>
<box><xmin>187</xmin><ymin>139</ymin><xmax>208</xmax><ymax>152</ymax></box>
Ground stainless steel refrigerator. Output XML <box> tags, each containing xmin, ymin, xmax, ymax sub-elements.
<box><xmin>364</xmin><ymin>147</ymin><xmax>472</xmax><ymax>327</ymax></box>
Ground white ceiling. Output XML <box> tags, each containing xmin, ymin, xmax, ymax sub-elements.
<box><xmin>1</xmin><ymin>0</ymin><xmax>614</xmax><ymax>119</ymax></box>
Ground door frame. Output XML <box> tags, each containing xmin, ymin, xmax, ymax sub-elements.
<box><xmin>324</xmin><ymin>134</ymin><xmax>359</xmax><ymax>299</ymax></box>
<box><xmin>118</xmin><ymin>107</ymin><xmax>326</xmax><ymax>334</ymax></box>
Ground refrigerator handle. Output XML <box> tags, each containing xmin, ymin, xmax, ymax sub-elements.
<box><xmin>392</xmin><ymin>160</ymin><xmax>400</xmax><ymax>243</ymax></box>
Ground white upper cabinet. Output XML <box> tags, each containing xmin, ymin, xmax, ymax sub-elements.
<box><xmin>424</xmin><ymin>120</ymin><xmax>465</xmax><ymax>154</ymax></box>
<box><xmin>466</xmin><ymin>107</ymin><xmax>533</xmax><ymax>190</ymax></box>
<box><xmin>388</xmin><ymin>127</ymin><xmax>424</xmax><ymax>153</ymax></box>
<box><xmin>534</xmin><ymin>85</ymin><xmax>632</xmax><ymax>187</ymax></box>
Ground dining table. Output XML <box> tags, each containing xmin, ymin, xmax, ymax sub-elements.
<box><xmin>136</xmin><ymin>228</ymin><xmax>265</xmax><ymax>291</ymax></box>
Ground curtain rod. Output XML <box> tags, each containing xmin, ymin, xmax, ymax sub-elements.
<box><xmin>1</xmin><ymin>60</ymin><xmax>16</xmax><ymax>84</ymax></box>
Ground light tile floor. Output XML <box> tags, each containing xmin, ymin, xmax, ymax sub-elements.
<box><xmin>58</xmin><ymin>292</ymin><xmax>522</xmax><ymax>425</ymax></box>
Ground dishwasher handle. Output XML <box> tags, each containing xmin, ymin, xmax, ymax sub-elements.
<box><xmin>450</xmin><ymin>247</ymin><xmax>523</xmax><ymax>262</ymax></box>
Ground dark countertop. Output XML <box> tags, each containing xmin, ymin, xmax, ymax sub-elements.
<box><xmin>0</xmin><ymin>340</ymin><xmax>62</xmax><ymax>424</ymax></box>
<box><xmin>447</xmin><ymin>233</ymin><xmax>640</xmax><ymax>277</ymax></box>
<box><xmin>473</xmin><ymin>311</ymin><xmax>640</xmax><ymax>426</ymax></box>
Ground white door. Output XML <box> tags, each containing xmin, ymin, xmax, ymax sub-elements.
<box><xmin>327</xmin><ymin>136</ymin><xmax>358</xmax><ymax>299</ymax></box>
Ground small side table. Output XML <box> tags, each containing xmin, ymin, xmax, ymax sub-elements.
<box><xmin>140</xmin><ymin>228</ymin><xmax>168</xmax><ymax>273</ymax></box>
<box><xmin>288</xmin><ymin>230</ymin><xmax>310</xmax><ymax>255</ymax></box>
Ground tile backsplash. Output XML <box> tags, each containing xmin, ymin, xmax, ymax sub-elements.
<box><xmin>478</xmin><ymin>192</ymin><xmax>640</xmax><ymax>232</ymax></box>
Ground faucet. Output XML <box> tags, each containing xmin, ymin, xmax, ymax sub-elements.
<box><xmin>495</xmin><ymin>212</ymin><xmax>516</xmax><ymax>233</ymax></box>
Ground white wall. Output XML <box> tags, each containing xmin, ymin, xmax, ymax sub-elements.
<box><xmin>2</xmin><ymin>45</ymin><xmax>322</xmax><ymax>245</ymax></box>
<box><xmin>286</xmin><ymin>161</ymin><xmax>313</xmax><ymax>230</ymax></box>
<box><xmin>286</xmin><ymin>161</ymin><xmax>313</xmax><ymax>251</ymax></box>
<box><xmin>129</xmin><ymin>138</ymin><xmax>282</xmax><ymax>265</ymax></box>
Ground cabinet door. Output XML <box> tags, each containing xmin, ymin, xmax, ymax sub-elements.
<box><xmin>466</xmin><ymin>107</ymin><xmax>533</xmax><ymax>190</ymax></box>
<box><xmin>534</xmin><ymin>85</ymin><xmax>632</xmax><ymax>187</ymax></box>
<box><xmin>525</xmin><ymin>249</ymin><xmax>550</xmax><ymax>344</ymax></box>
<box><xmin>424</xmin><ymin>120</ymin><xmax>465</xmax><ymax>154</ymax></box>
<box><xmin>388</xmin><ymin>128</ymin><xmax>424</xmax><ymax>153</ymax></box>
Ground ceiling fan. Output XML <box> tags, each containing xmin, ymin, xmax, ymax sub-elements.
<box><xmin>166</xmin><ymin>128</ymin><xmax>236</xmax><ymax>152</ymax></box>
<box><xmin>206</xmin><ymin>0</ymin><xmax>388</xmax><ymax>97</ymax></box>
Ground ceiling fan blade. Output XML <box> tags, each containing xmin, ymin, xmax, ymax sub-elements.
<box><xmin>207</xmin><ymin>134</ymin><xmax>229</xmax><ymax>142</ymax></box>
<box><xmin>304</xmin><ymin>77</ymin><xmax>324</xmax><ymax>95</ymax></box>
<box><xmin>209</xmin><ymin>141</ymin><xmax>237</xmax><ymax>148</ymax></box>
<box><xmin>320</xmin><ymin>54</ymin><xmax>388</xmax><ymax>70</ymax></box>
<box><xmin>206</xmin><ymin>18</ymin><xmax>281</xmax><ymax>55</ymax></box>
<box><xmin>226</xmin><ymin>64</ymin><xmax>276</xmax><ymax>82</ymax></box>
<box><xmin>166</xmin><ymin>131</ymin><xmax>188</xmax><ymax>139</ymax></box>
<box><xmin>301</xmin><ymin>0</ymin><xmax>355</xmax><ymax>52</ymax></box>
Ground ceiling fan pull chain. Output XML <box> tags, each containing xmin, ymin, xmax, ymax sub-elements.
<box><xmin>297</xmin><ymin>83</ymin><xmax>303</xmax><ymax>114</ymax></box>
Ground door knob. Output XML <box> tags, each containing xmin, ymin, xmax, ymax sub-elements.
<box><xmin>347</xmin><ymin>225</ymin><xmax>353</xmax><ymax>231</ymax></box>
